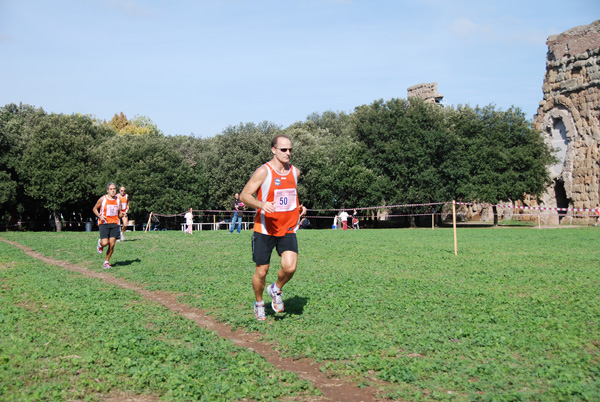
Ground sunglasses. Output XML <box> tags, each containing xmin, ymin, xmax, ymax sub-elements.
<box><xmin>277</xmin><ymin>147</ymin><xmax>292</xmax><ymax>153</ymax></box>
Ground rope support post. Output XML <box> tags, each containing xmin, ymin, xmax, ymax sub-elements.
<box><xmin>452</xmin><ymin>201</ymin><xmax>457</xmax><ymax>256</ymax></box>
<box><xmin>145</xmin><ymin>212</ymin><xmax>153</xmax><ymax>233</ymax></box>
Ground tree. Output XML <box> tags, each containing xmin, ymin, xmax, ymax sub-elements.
<box><xmin>0</xmin><ymin>103</ymin><xmax>49</xmax><ymax>228</ymax></box>
<box><xmin>450</xmin><ymin>105</ymin><xmax>555</xmax><ymax>225</ymax></box>
<box><xmin>197</xmin><ymin>122</ymin><xmax>278</xmax><ymax>210</ymax></box>
<box><xmin>19</xmin><ymin>113</ymin><xmax>114</xmax><ymax>231</ymax></box>
<box><xmin>92</xmin><ymin>133</ymin><xmax>209</xmax><ymax>220</ymax></box>
<box><xmin>353</xmin><ymin>98</ymin><xmax>467</xmax><ymax>210</ymax></box>
<box><xmin>105</xmin><ymin>113</ymin><xmax>162</xmax><ymax>136</ymax></box>
<box><xmin>351</xmin><ymin>99</ymin><xmax>554</xmax><ymax>226</ymax></box>
<box><xmin>285</xmin><ymin>111</ymin><xmax>381</xmax><ymax>212</ymax></box>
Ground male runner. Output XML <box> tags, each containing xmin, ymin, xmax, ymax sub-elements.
<box><xmin>93</xmin><ymin>182</ymin><xmax>122</xmax><ymax>269</ymax></box>
<box><xmin>240</xmin><ymin>135</ymin><xmax>306</xmax><ymax>321</ymax></box>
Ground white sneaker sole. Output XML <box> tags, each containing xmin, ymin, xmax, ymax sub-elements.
<box><xmin>267</xmin><ymin>284</ymin><xmax>284</xmax><ymax>313</ymax></box>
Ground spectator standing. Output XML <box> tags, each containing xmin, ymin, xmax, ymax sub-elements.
<box><xmin>229</xmin><ymin>193</ymin><xmax>243</xmax><ymax>234</ymax></box>
<box><xmin>352</xmin><ymin>209</ymin><xmax>360</xmax><ymax>229</ymax></box>
<box><xmin>339</xmin><ymin>210</ymin><xmax>350</xmax><ymax>230</ymax></box>
<box><xmin>184</xmin><ymin>208</ymin><xmax>193</xmax><ymax>234</ymax></box>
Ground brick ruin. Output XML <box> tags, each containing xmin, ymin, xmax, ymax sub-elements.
<box><xmin>534</xmin><ymin>20</ymin><xmax>600</xmax><ymax>224</ymax></box>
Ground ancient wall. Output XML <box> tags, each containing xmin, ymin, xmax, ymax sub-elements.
<box><xmin>407</xmin><ymin>82</ymin><xmax>444</xmax><ymax>104</ymax></box>
<box><xmin>533</xmin><ymin>20</ymin><xmax>600</xmax><ymax>225</ymax></box>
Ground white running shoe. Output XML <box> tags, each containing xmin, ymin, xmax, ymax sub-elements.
<box><xmin>97</xmin><ymin>239</ymin><xmax>103</xmax><ymax>254</ymax></box>
<box><xmin>120</xmin><ymin>233</ymin><xmax>125</xmax><ymax>241</ymax></box>
<box><xmin>267</xmin><ymin>283</ymin><xmax>284</xmax><ymax>313</ymax></box>
<box><xmin>103</xmin><ymin>262</ymin><xmax>112</xmax><ymax>269</ymax></box>
<box><xmin>254</xmin><ymin>302</ymin><xmax>266</xmax><ymax>321</ymax></box>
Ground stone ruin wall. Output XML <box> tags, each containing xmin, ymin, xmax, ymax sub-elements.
<box><xmin>533</xmin><ymin>20</ymin><xmax>600</xmax><ymax>225</ymax></box>
<box><xmin>407</xmin><ymin>82</ymin><xmax>444</xmax><ymax>104</ymax></box>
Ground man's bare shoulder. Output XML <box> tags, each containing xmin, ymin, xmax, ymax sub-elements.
<box><xmin>252</xmin><ymin>164</ymin><xmax>269</xmax><ymax>179</ymax></box>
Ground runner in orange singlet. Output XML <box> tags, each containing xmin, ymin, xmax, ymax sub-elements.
<box><xmin>240</xmin><ymin>135</ymin><xmax>307</xmax><ymax>321</ymax></box>
<box><xmin>92</xmin><ymin>182</ymin><xmax>122</xmax><ymax>269</ymax></box>
<box><xmin>117</xmin><ymin>186</ymin><xmax>130</xmax><ymax>241</ymax></box>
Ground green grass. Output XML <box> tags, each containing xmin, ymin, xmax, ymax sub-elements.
<box><xmin>1</xmin><ymin>227</ymin><xmax>599</xmax><ymax>401</ymax></box>
<box><xmin>0</xmin><ymin>241</ymin><xmax>316</xmax><ymax>401</ymax></box>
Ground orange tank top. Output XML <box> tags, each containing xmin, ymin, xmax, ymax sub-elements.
<box><xmin>118</xmin><ymin>194</ymin><xmax>129</xmax><ymax>212</ymax></box>
<box><xmin>100</xmin><ymin>195</ymin><xmax>120</xmax><ymax>225</ymax></box>
<box><xmin>253</xmin><ymin>163</ymin><xmax>300</xmax><ymax>237</ymax></box>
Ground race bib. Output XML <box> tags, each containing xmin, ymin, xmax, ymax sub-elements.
<box><xmin>106</xmin><ymin>204</ymin><xmax>119</xmax><ymax>217</ymax></box>
<box><xmin>273</xmin><ymin>188</ymin><xmax>297</xmax><ymax>212</ymax></box>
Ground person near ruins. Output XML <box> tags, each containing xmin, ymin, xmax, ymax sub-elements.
<box><xmin>240</xmin><ymin>134</ymin><xmax>307</xmax><ymax>321</ymax></box>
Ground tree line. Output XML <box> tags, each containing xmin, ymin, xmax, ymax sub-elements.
<box><xmin>0</xmin><ymin>98</ymin><xmax>555</xmax><ymax>231</ymax></box>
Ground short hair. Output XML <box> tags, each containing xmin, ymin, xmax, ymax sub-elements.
<box><xmin>106</xmin><ymin>182</ymin><xmax>116</xmax><ymax>190</ymax></box>
<box><xmin>271</xmin><ymin>134</ymin><xmax>291</xmax><ymax>148</ymax></box>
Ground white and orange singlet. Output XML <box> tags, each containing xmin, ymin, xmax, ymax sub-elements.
<box><xmin>253</xmin><ymin>162</ymin><xmax>300</xmax><ymax>237</ymax></box>
<box><xmin>118</xmin><ymin>193</ymin><xmax>129</xmax><ymax>213</ymax></box>
<box><xmin>99</xmin><ymin>195</ymin><xmax>121</xmax><ymax>225</ymax></box>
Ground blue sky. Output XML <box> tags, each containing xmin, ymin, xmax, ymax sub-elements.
<box><xmin>1</xmin><ymin>1</ymin><xmax>598</xmax><ymax>138</ymax></box>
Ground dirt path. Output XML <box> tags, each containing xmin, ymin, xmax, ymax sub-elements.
<box><xmin>1</xmin><ymin>238</ymin><xmax>381</xmax><ymax>402</ymax></box>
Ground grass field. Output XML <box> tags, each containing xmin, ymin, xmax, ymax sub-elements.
<box><xmin>1</xmin><ymin>227</ymin><xmax>599</xmax><ymax>401</ymax></box>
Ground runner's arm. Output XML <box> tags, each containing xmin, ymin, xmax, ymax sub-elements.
<box><xmin>295</xmin><ymin>167</ymin><xmax>306</xmax><ymax>217</ymax></box>
<box><xmin>92</xmin><ymin>198</ymin><xmax>106</xmax><ymax>223</ymax></box>
<box><xmin>240</xmin><ymin>166</ymin><xmax>275</xmax><ymax>213</ymax></box>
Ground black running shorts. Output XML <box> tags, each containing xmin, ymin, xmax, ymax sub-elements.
<box><xmin>99</xmin><ymin>223</ymin><xmax>120</xmax><ymax>239</ymax></box>
<box><xmin>252</xmin><ymin>232</ymin><xmax>298</xmax><ymax>265</ymax></box>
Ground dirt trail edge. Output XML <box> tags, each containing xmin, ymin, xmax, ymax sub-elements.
<box><xmin>1</xmin><ymin>238</ymin><xmax>381</xmax><ymax>402</ymax></box>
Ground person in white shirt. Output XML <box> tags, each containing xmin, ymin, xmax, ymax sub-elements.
<box><xmin>184</xmin><ymin>208</ymin><xmax>193</xmax><ymax>234</ymax></box>
<box><xmin>339</xmin><ymin>210</ymin><xmax>350</xmax><ymax>230</ymax></box>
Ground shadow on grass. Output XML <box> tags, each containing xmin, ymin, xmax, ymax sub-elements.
<box><xmin>272</xmin><ymin>296</ymin><xmax>309</xmax><ymax>320</ymax></box>
<box><xmin>113</xmin><ymin>258</ymin><xmax>142</xmax><ymax>267</ymax></box>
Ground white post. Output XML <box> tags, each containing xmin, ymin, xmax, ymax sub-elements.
<box><xmin>453</xmin><ymin>201</ymin><xmax>458</xmax><ymax>256</ymax></box>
